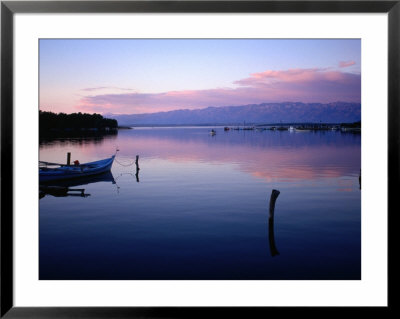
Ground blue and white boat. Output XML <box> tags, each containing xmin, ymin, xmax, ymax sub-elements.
<box><xmin>39</xmin><ymin>155</ymin><xmax>115</xmax><ymax>183</ymax></box>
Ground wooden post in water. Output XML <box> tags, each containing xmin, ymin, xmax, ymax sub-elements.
<box><xmin>135</xmin><ymin>155</ymin><xmax>140</xmax><ymax>170</ymax></box>
<box><xmin>269</xmin><ymin>189</ymin><xmax>280</xmax><ymax>218</ymax></box>
<box><xmin>268</xmin><ymin>189</ymin><xmax>280</xmax><ymax>257</ymax></box>
<box><xmin>67</xmin><ymin>152</ymin><xmax>71</xmax><ymax>166</ymax></box>
<box><xmin>135</xmin><ymin>155</ymin><xmax>140</xmax><ymax>182</ymax></box>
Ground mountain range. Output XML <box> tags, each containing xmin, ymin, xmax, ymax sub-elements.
<box><xmin>105</xmin><ymin>102</ymin><xmax>361</xmax><ymax>126</ymax></box>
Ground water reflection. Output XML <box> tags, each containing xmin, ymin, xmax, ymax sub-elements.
<box><xmin>40</xmin><ymin>130</ymin><xmax>118</xmax><ymax>143</ymax></box>
<box><xmin>113</xmin><ymin>155</ymin><xmax>140</xmax><ymax>183</ymax></box>
<box><xmin>40</xmin><ymin>128</ymin><xmax>360</xmax><ymax>184</ymax></box>
<box><xmin>268</xmin><ymin>189</ymin><xmax>280</xmax><ymax>257</ymax></box>
<box><xmin>39</xmin><ymin>127</ymin><xmax>361</xmax><ymax>280</ymax></box>
<box><xmin>39</xmin><ymin>171</ymin><xmax>115</xmax><ymax>199</ymax></box>
<box><xmin>39</xmin><ymin>186</ymin><xmax>90</xmax><ymax>199</ymax></box>
<box><xmin>113</xmin><ymin>128</ymin><xmax>361</xmax><ymax>182</ymax></box>
<box><xmin>114</xmin><ymin>171</ymin><xmax>140</xmax><ymax>187</ymax></box>
<box><xmin>39</xmin><ymin>132</ymin><xmax>117</xmax><ymax>148</ymax></box>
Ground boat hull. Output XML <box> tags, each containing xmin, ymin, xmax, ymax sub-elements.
<box><xmin>39</xmin><ymin>156</ymin><xmax>115</xmax><ymax>183</ymax></box>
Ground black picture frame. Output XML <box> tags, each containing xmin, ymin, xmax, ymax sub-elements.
<box><xmin>1</xmin><ymin>1</ymin><xmax>396</xmax><ymax>317</ymax></box>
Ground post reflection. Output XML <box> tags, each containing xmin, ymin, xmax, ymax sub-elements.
<box><xmin>268</xmin><ymin>189</ymin><xmax>280</xmax><ymax>257</ymax></box>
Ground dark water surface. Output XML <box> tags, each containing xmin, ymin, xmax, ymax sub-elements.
<box><xmin>39</xmin><ymin>127</ymin><xmax>361</xmax><ymax>280</ymax></box>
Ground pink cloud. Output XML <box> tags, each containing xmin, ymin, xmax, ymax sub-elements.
<box><xmin>234</xmin><ymin>68</ymin><xmax>354</xmax><ymax>86</ymax></box>
<box><xmin>339</xmin><ymin>61</ymin><xmax>356</xmax><ymax>68</ymax></box>
<box><xmin>81</xmin><ymin>86</ymin><xmax>135</xmax><ymax>92</ymax></box>
<box><xmin>76</xmin><ymin>67</ymin><xmax>360</xmax><ymax>114</ymax></box>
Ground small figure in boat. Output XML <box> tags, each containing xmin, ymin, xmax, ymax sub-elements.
<box><xmin>210</xmin><ymin>129</ymin><xmax>216</xmax><ymax>136</ymax></box>
<box><xmin>74</xmin><ymin>160</ymin><xmax>80</xmax><ymax>166</ymax></box>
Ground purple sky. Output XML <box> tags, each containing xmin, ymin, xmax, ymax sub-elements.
<box><xmin>39</xmin><ymin>39</ymin><xmax>361</xmax><ymax>114</ymax></box>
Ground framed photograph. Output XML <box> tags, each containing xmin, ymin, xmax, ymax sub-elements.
<box><xmin>1</xmin><ymin>0</ymin><xmax>396</xmax><ymax>317</ymax></box>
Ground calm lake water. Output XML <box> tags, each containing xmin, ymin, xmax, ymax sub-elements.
<box><xmin>39</xmin><ymin>127</ymin><xmax>361</xmax><ymax>280</ymax></box>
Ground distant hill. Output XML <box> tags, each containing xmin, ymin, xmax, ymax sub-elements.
<box><xmin>105</xmin><ymin>102</ymin><xmax>361</xmax><ymax>126</ymax></box>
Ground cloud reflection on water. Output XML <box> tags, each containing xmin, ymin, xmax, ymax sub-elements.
<box><xmin>40</xmin><ymin>128</ymin><xmax>360</xmax><ymax>184</ymax></box>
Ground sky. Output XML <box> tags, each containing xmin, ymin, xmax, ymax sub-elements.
<box><xmin>39</xmin><ymin>39</ymin><xmax>361</xmax><ymax>115</ymax></box>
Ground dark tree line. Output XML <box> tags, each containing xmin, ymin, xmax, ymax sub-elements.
<box><xmin>39</xmin><ymin>111</ymin><xmax>118</xmax><ymax>132</ymax></box>
<box><xmin>340</xmin><ymin>120</ymin><xmax>361</xmax><ymax>128</ymax></box>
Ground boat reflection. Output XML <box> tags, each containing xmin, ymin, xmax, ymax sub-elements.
<box><xmin>39</xmin><ymin>186</ymin><xmax>90</xmax><ymax>199</ymax></box>
<box><xmin>268</xmin><ymin>189</ymin><xmax>280</xmax><ymax>257</ymax></box>
<box><xmin>39</xmin><ymin>171</ymin><xmax>115</xmax><ymax>199</ymax></box>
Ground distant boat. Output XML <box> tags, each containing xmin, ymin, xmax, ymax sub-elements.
<box><xmin>210</xmin><ymin>129</ymin><xmax>216</xmax><ymax>136</ymax></box>
<box><xmin>39</xmin><ymin>155</ymin><xmax>115</xmax><ymax>182</ymax></box>
<box><xmin>289</xmin><ymin>126</ymin><xmax>295</xmax><ymax>132</ymax></box>
<box><xmin>224</xmin><ymin>127</ymin><xmax>230</xmax><ymax>131</ymax></box>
